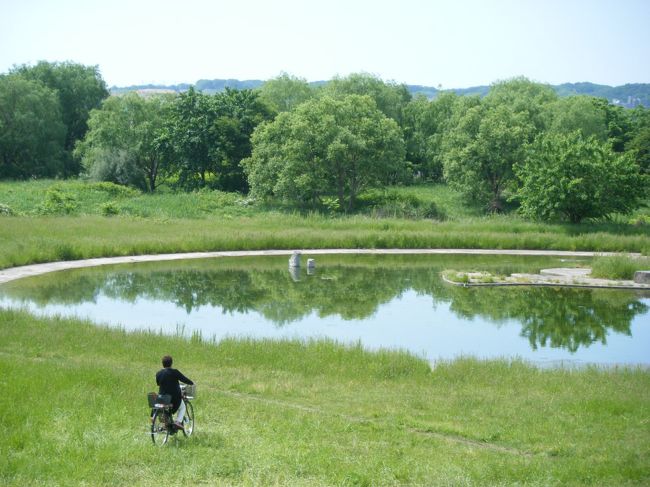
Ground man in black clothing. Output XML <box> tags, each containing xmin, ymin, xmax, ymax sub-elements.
<box><xmin>156</xmin><ymin>355</ymin><xmax>194</xmax><ymax>430</ymax></box>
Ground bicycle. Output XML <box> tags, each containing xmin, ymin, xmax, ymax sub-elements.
<box><xmin>148</xmin><ymin>384</ymin><xmax>195</xmax><ymax>445</ymax></box>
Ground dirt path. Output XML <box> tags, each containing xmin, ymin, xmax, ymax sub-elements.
<box><xmin>0</xmin><ymin>248</ymin><xmax>636</xmax><ymax>285</ymax></box>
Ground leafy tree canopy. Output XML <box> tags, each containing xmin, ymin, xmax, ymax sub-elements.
<box><xmin>514</xmin><ymin>131</ymin><xmax>646</xmax><ymax>223</ymax></box>
<box><xmin>244</xmin><ymin>95</ymin><xmax>405</xmax><ymax>210</ymax></box>
<box><xmin>484</xmin><ymin>77</ymin><xmax>558</xmax><ymax>132</ymax></box>
<box><xmin>75</xmin><ymin>93</ymin><xmax>171</xmax><ymax>191</ymax></box>
<box><xmin>547</xmin><ymin>96</ymin><xmax>608</xmax><ymax>141</ymax></box>
<box><xmin>443</xmin><ymin>101</ymin><xmax>534</xmax><ymax>212</ymax></box>
<box><xmin>321</xmin><ymin>73</ymin><xmax>412</xmax><ymax>124</ymax></box>
<box><xmin>257</xmin><ymin>72</ymin><xmax>314</xmax><ymax>113</ymax></box>
<box><xmin>159</xmin><ymin>87</ymin><xmax>273</xmax><ymax>192</ymax></box>
<box><xmin>0</xmin><ymin>74</ymin><xmax>66</xmax><ymax>179</ymax></box>
<box><xmin>11</xmin><ymin>61</ymin><xmax>109</xmax><ymax>176</ymax></box>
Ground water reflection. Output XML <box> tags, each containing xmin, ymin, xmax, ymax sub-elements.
<box><xmin>444</xmin><ymin>287</ymin><xmax>644</xmax><ymax>352</ymax></box>
<box><xmin>1</xmin><ymin>256</ymin><xmax>648</xmax><ymax>357</ymax></box>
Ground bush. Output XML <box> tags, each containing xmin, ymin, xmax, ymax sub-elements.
<box><xmin>629</xmin><ymin>215</ymin><xmax>650</xmax><ymax>226</ymax></box>
<box><xmin>358</xmin><ymin>190</ymin><xmax>446</xmax><ymax>220</ymax></box>
<box><xmin>100</xmin><ymin>201</ymin><xmax>120</xmax><ymax>216</ymax></box>
<box><xmin>35</xmin><ymin>188</ymin><xmax>79</xmax><ymax>215</ymax></box>
<box><xmin>85</xmin><ymin>148</ymin><xmax>147</xmax><ymax>191</ymax></box>
<box><xmin>0</xmin><ymin>203</ymin><xmax>14</xmax><ymax>216</ymax></box>
<box><xmin>88</xmin><ymin>182</ymin><xmax>139</xmax><ymax>198</ymax></box>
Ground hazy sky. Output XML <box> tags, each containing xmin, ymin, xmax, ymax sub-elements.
<box><xmin>1</xmin><ymin>0</ymin><xmax>649</xmax><ymax>88</ymax></box>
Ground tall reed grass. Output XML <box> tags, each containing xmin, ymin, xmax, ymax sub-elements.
<box><xmin>590</xmin><ymin>255</ymin><xmax>650</xmax><ymax>280</ymax></box>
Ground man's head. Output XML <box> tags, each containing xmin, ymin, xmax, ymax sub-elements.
<box><xmin>162</xmin><ymin>355</ymin><xmax>173</xmax><ymax>368</ymax></box>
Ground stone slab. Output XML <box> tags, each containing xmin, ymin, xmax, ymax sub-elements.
<box><xmin>634</xmin><ymin>271</ymin><xmax>650</xmax><ymax>284</ymax></box>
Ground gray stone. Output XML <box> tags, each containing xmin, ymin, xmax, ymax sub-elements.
<box><xmin>289</xmin><ymin>251</ymin><xmax>301</xmax><ymax>268</ymax></box>
<box><xmin>288</xmin><ymin>266</ymin><xmax>301</xmax><ymax>282</ymax></box>
<box><xmin>634</xmin><ymin>271</ymin><xmax>650</xmax><ymax>284</ymax></box>
<box><xmin>540</xmin><ymin>268</ymin><xmax>591</xmax><ymax>278</ymax></box>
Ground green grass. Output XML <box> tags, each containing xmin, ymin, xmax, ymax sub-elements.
<box><xmin>0</xmin><ymin>179</ymin><xmax>256</xmax><ymax>218</ymax></box>
<box><xmin>1</xmin><ymin>180</ymin><xmax>649</xmax><ymax>270</ymax></box>
<box><xmin>359</xmin><ymin>184</ymin><xmax>484</xmax><ymax>219</ymax></box>
<box><xmin>1</xmin><ymin>308</ymin><xmax>649</xmax><ymax>485</ymax></box>
<box><xmin>2</xmin><ymin>180</ymin><xmax>649</xmax><ymax>484</ymax></box>
<box><xmin>590</xmin><ymin>255</ymin><xmax>650</xmax><ymax>280</ymax></box>
<box><xmin>1</xmin><ymin>214</ymin><xmax>649</xmax><ymax>270</ymax></box>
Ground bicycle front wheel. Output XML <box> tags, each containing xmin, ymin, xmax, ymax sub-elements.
<box><xmin>182</xmin><ymin>401</ymin><xmax>194</xmax><ymax>437</ymax></box>
<box><xmin>151</xmin><ymin>410</ymin><xmax>170</xmax><ymax>445</ymax></box>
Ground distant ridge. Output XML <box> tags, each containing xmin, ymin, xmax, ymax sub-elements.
<box><xmin>110</xmin><ymin>79</ymin><xmax>650</xmax><ymax>108</ymax></box>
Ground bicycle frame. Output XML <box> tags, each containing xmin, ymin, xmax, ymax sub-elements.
<box><xmin>149</xmin><ymin>387</ymin><xmax>194</xmax><ymax>445</ymax></box>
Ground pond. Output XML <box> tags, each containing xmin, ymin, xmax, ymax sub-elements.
<box><xmin>1</xmin><ymin>254</ymin><xmax>649</xmax><ymax>367</ymax></box>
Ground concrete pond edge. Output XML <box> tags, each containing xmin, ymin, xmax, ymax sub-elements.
<box><xmin>0</xmin><ymin>248</ymin><xmax>642</xmax><ymax>285</ymax></box>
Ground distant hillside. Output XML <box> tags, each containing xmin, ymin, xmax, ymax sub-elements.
<box><xmin>110</xmin><ymin>80</ymin><xmax>650</xmax><ymax>108</ymax></box>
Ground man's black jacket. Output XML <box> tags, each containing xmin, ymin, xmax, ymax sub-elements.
<box><xmin>156</xmin><ymin>367</ymin><xmax>193</xmax><ymax>411</ymax></box>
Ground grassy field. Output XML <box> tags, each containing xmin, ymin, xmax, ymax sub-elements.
<box><xmin>1</xmin><ymin>180</ymin><xmax>650</xmax><ymax>485</ymax></box>
<box><xmin>1</xmin><ymin>308</ymin><xmax>649</xmax><ymax>486</ymax></box>
<box><xmin>1</xmin><ymin>180</ymin><xmax>649</xmax><ymax>270</ymax></box>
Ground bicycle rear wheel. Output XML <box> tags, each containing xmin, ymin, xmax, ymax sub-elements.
<box><xmin>181</xmin><ymin>401</ymin><xmax>194</xmax><ymax>437</ymax></box>
<box><xmin>151</xmin><ymin>410</ymin><xmax>170</xmax><ymax>445</ymax></box>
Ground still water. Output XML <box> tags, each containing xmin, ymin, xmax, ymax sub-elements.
<box><xmin>1</xmin><ymin>255</ymin><xmax>649</xmax><ymax>367</ymax></box>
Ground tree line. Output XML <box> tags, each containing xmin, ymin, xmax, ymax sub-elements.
<box><xmin>1</xmin><ymin>64</ymin><xmax>648</xmax><ymax>222</ymax></box>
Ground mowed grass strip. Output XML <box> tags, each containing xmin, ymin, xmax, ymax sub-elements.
<box><xmin>1</xmin><ymin>308</ymin><xmax>648</xmax><ymax>486</ymax></box>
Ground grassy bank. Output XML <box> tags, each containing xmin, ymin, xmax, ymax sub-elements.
<box><xmin>1</xmin><ymin>214</ymin><xmax>649</xmax><ymax>270</ymax></box>
<box><xmin>1</xmin><ymin>308</ymin><xmax>649</xmax><ymax>485</ymax></box>
<box><xmin>1</xmin><ymin>180</ymin><xmax>649</xmax><ymax>271</ymax></box>
<box><xmin>0</xmin><ymin>180</ymin><xmax>649</xmax><ymax>270</ymax></box>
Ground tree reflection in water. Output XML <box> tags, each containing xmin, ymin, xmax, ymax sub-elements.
<box><xmin>1</xmin><ymin>256</ymin><xmax>647</xmax><ymax>353</ymax></box>
<box><xmin>444</xmin><ymin>286</ymin><xmax>646</xmax><ymax>352</ymax></box>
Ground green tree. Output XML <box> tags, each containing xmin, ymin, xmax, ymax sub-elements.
<box><xmin>75</xmin><ymin>93</ymin><xmax>171</xmax><ymax>191</ymax></box>
<box><xmin>244</xmin><ymin>95</ymin><xmax>406</xmax><ymax>210</ymax></box>
<box><xmin>547</xmin><ymin>96</ymin><xmax>608</xmax><ymax>141</ymax></box>
<box><xmin>441</xmin><ymin>78</ymin><xmax>557</xmax><ymax>212</ymax></box>
<box><xmin>214</xmin><ymin>88</ymin><xmax>275</xmax><ymax>191</ymax></box>
<box><xmin>402</xmin><ymin>91</ymin><xmax>470</xmax><ymax>181</ymax></box>
<box><xmin>160</xmin><ymin>87</ymin><xmax>272</xmax><ymax>191</ymax></box>
<box><xmin>322</xmin><ymin>73</ymin><xmax>411</xmax><ymax>124</ymax></box>
<box><xmin>258</xmin><ymin>72</ymin><xmax>314</xmax><ymax>113</ymax></box>
<box><xmin>12</xmin><ymin>61</ymin><xmax>109</xmax><ymax>176</ymax></box>
<box><xmin>626</xmin><ymin>106</ymin><xmax>650</xmax><ymax>174</ymax></box>
<box><xmin>514</xmin><ymin>131</ymin><xmax>646</xmax><ymax>223</ymax></box>
<box><xmin>591</xmin><ymin>98</ymin><xmax>632</xmax><ymax>152</ymax></box>
<box><xmin>485</xmin><ymin>77</ymin><xmax>557</xmax><ymax>132</ymax></box>
<box><xmin>443</xmin><ymin>103</ymin><xmax>533</xmax><ymax>211</ymax></box>
<box><xmin>0</xmin><ymin>75</ymin><xmax>66</xmax><ymax>179</ymax></box>
<box><xmin>626</xmin><ymin>127</ymin><xmax>650</xmax><ymax>175</ymax></box>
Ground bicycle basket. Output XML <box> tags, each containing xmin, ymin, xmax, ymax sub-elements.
<box><xmin>182</xmin><ymin>384</ymin><xmax>196</xmax><ymax>399</ymax></box>
<box><xmin>147</xmin><ymin>392</ymin><xmax>171</xmax><ymax>408</ymax></box>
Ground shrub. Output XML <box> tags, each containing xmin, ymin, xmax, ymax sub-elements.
<box><xmin>0</xmin><ymin>203</ymin><xmax>14</xmax><ymax>216</ymax></box>
<box><xmin>88</xmin><ymin>181</ymin><xmax>139</xmax><ymax>198</ymax></box>
<box><xmin>359</xmin><ymin>190</ymin><xmax>446</xmax><ymax>220</ymax></box>
<box><xmin>100</xmin><ymin>201</ymin><xmax>120</xmax><ymax>216</ymax></box>
<box><xmin>35</xmin><ymin>188</ymin><xmax>79</xmax><ymax>215</ymax></box>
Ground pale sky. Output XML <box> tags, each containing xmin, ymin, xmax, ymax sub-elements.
<box><xmin>1</xmin><ymin>0</ymin><xmax>649</xmax><ymax>88</ymax></box>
